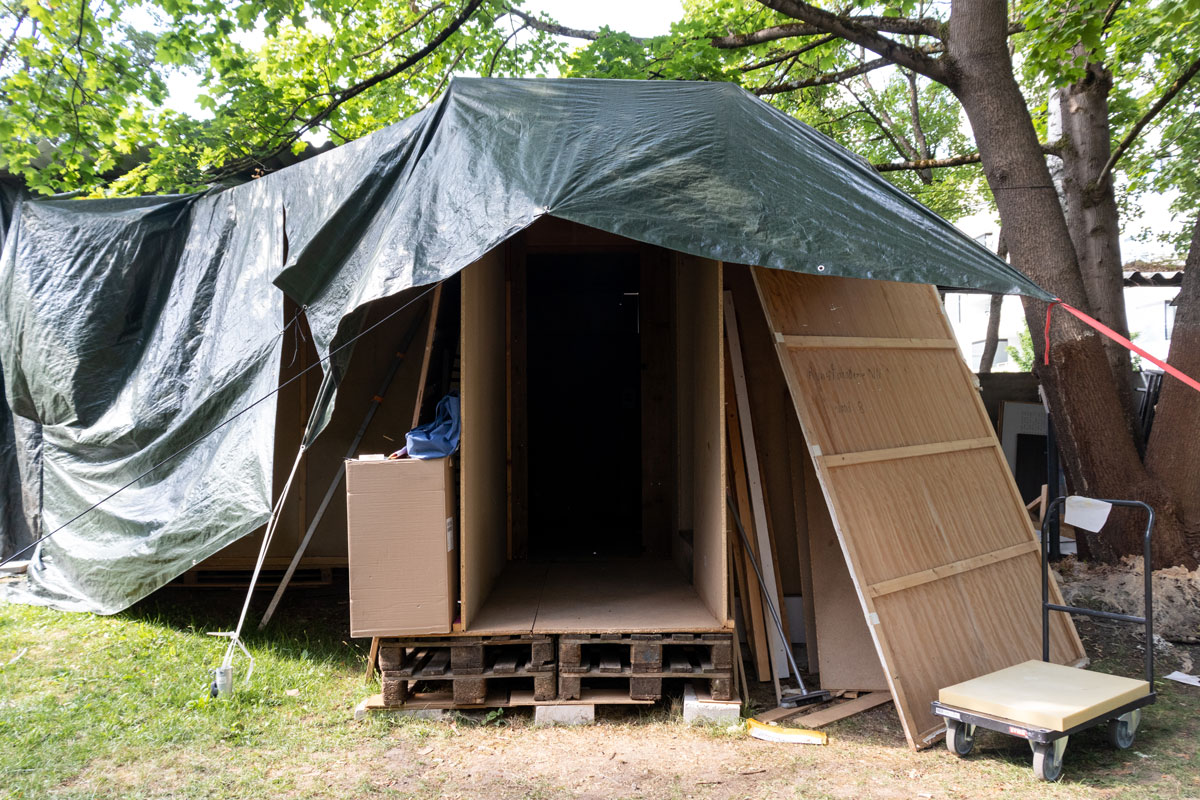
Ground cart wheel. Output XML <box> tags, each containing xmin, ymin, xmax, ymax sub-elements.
<box><xmin>945</xmin><ymin>720</ymin><xmax>975</xmax><ymax>757</ymax></box>
<box><xmin>1032</xmin><ymin>742</ymin><xmax>1064</xmax><ymax>782</ymax></box>
<box><xmin>1107</xmin><ymin>710</ymin><xmax>1140</xmax><ymax>750</ymax></box>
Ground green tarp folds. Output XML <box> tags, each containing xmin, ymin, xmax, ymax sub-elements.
<box><xmin>0</xmin><ymin>77</ymin><xmax>1051</xmax><ymax>614</ymax></box>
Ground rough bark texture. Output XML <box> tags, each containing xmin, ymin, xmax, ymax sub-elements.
<box><xmin>978</xmin><ymin>232</ymin><xmax>1008</xmax><ymax>374</ymax></box>
<box><xmin>942</xmin><ymin>0</ymin><xmax>1195</xmax><ymax>568</ymax></box>
<box><xmin>1145</xmin><ymin>214</ymin><xmax>1200</xmax><ymax>555</ymax></box>
<box><xmin>1058</xmin><ymin>60</ymin><xmax>1141</xmax><ymax>448</ymax></box>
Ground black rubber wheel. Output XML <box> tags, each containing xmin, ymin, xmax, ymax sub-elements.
<box><xmin>945</xmin><ymin>720</ymin><xmax>975</xmax><ymax>757</ymax></box>
<box><xmin>1108</xmin><ymin>717</ymin><xmax>1136</xmax><ymax>749</ymax></box>
<box><xmin>1032</xmin><ymin>742</ymin><xmax>1064</xmax><ymax>782</ymax></box>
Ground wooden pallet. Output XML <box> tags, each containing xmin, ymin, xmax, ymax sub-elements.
<box><xmin>379</xmin><ymin>635</ymin><xmax>556</xmax><ymax>706</ymax></box>
<box><xmin>558</xmin><ymin>633</ymin><xmax>734</xmax><ymax>701</ymax></box>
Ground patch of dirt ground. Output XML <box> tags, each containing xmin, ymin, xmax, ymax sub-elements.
<box><xmin>1057</xmin><ymin>556</ymin><xmax>1200</xmax><ymax>644</ymax></box>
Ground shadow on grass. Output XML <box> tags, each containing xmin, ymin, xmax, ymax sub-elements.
<box><xmin>119</xmin><ymin>570</ymin><xmax>367</xmax><ymax>670</ymax></box>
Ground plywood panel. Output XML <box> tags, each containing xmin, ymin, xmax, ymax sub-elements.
<box><xmin>753</xmin><ymin>269</ymin><xmax>949</xmax><ymax>340</ymax></box>
<box><xmin>460</xmin><ymin>247</ymin><xmax>508</xmax><ymax>630</ymax></box>
<box><xmin>784</xmin><ymin>348</ymin><xmax>992</xmax><ymax>455</ymax></box>
<box><xmin>804</xmin><ymin>445</ymin><xmax>888</xmax><ymax>692</ymax></box>
<box><xmin>753</xmin><ymin>267</ymin><xmax>1085</xmax><ymax>749</ymax></box>
<box><xmin>533</xmin><ymin>560</ymin><xmax>725</xmax><ymax>634</ymax></box>
<box><xmin>678</xmin><ymin>254</ymin><xmax>727</xmax><ymax>624</ymax></box>
<box><xmin>829</xmin><ymin>447</ymin><xmax>1038</xmax><ymax>584</ymax></box>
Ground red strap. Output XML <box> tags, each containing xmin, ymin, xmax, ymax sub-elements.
<box><xmin>1044</xmin><ymin>300</ymin><xmax>1200</xmax><ymax>394</ymax></box>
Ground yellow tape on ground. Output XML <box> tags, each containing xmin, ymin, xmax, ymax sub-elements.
<box><xmin>747</xmin><ymin>718</ymin><xmax>829</xmax><ymax>745</ymax></box>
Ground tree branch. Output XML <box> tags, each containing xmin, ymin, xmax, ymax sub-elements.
<box><xmin>353</xmin><ymin>3</ymin><xmax>446</xmax><ymax>60</ymax></box>
<box><xmin>213</xmin><ymin>0</ymin><xmax>485</xmax><ymax>180</ymax></box>
<box><xmin>754</xmin><ymin>56</ymin><xmax>891</xmax><ymax>94</ymax></box>
<box><xmin>874</xmin><ymin>141</ymin><xmax>1061</xmax><ymax>171</ymax></box>
<box><xmin>713</xmin><ymin>14</ymin><xmax>940</xmax><ymax>49</ymax></box>
<box><xmin>502</xmin><ymin>6</ymin><xmax>646</xmax><ymax>43</ymax></box>
<box><xmin>0</xmin><ymin>9</ymin><xmax>27</xmax><ymax>69</ymax></box>
<box><xmin>1100</xmin><ymin>0</ymin><xmax>1125</xmax><ymax>32</ymax></box>
<box><xmin>751</xmin><ymin>0</ymin><xmax>948</xmax><ymax>81</ymax></box>
<box><xmin>1097</xmin><ymin>54</ymin><xmax>1200</xmax><ymax>186</ymax></box>
<box><xmin>845</xmin><ymin>79</ymin><xmax>918</xmax><ymax>163</ymax></box>
<box><xmin>738</xmin><ymin>34</ymin><xmax>836</xmax><ymax>72</ymax></box>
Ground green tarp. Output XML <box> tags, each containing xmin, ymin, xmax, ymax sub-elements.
<box><xmin>0</xmin><ymin>78</ymin><xmax>1050</xmax><ymax>614</ymax></box>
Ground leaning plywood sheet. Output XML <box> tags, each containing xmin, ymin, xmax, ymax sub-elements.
<box><xmin>751</xmin><ymin>268</ymin><xmax>1085</xmax><ymax>749</ymax></box>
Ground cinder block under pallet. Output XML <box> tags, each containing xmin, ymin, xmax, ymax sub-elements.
<box><xmin>378</xmin><ymin>635</ymin><xmax>556</xmax><ymax>706</ymax></box>
<box><xmin>558</xmin><ymin>633</ymin><xmax>734</xmax><ymax>701</ymax></box>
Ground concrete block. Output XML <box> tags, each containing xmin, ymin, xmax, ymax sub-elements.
<box><xmin>354</xmin><ymin>697</ymin><xmax>450</xmax><ymax>722</ymax></box>
<box><xmin>683</xmin><ymin>683</ymin><xmax>742</xmax><ymax>725</ymax></box>
<box><xmin>534</xmin><ymin>704</ymin><xmax>595</xmax><ymax>726</ymax></box>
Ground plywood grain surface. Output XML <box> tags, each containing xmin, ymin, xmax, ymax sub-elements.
<box><xmin>752</xmin><ymin>268</ymin><xmax>1085</xmax><ymax>749</ymax></box>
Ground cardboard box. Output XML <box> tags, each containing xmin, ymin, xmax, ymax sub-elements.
<box><xmin>346</xmin><ymin>457</ymin><xmax>458</xmax><ymax>637</ymax></box>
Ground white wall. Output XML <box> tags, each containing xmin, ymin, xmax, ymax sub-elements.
<box><xmin>944</xmin><ymin>285</ymin><xmax>1180</xmax><ymax>372</ymax></box>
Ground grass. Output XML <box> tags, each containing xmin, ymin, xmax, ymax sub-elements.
<box><xmin>1</xmin><ymin>582</ymin><xmax>1198</xmax><ymax>800</ymax></box>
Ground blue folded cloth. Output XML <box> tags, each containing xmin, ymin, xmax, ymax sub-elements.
<box><xmin>405</xmin><ymin>394</ymin><xmax>460</xmax><ymax>459</ymax></box>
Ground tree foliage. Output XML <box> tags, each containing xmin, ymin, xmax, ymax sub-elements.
<box><xmin>0</xmin><ymin>0</ymin><xmax>563</xmax><ymax>194</ymax></box>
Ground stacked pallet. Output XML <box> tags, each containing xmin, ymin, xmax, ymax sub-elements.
<box><xmin>558</xmin><ymin>633</ymin><xmax>734</xmax><ymax>702</ymax></box>
<box><xmin>379</xmin><ymin>635</ymin><xmax>556</xmax><ymax>706</ymax></box>
<box><xmin>370</xmin><ymin>631</ymin><xmax>735</xmax><ymax>710</ymax></box>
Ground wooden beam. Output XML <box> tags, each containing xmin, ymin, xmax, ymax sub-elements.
<box><xmin>778</xmin><ymin>335</ymin><xmax>957</xmax><ymax>350</ymax></box>
<box><xmin>411</xmin><ymin>283</ymin><xmax>443</xmax><ymax>430</ymax></box>
<box><xmin>759</xmin><ymin>691</ymin><xmax>893</xmax><ymax>727</ymax></box>
<box><xmin>866</xmin><ymin>540</ymin><xmax>1040</xmax><ymax>599</ymax></box>
<box><xmin>725</xmin><ymin>291</ymin><xmax>790</xmax><ymax>679</ymax></box>
<box><xmin>821</xmin><ymin>437</ymin><xmax>997</xmax><ymax>469</ymax></box>
<box><xmin>724</xmin><ymin>362</ymin><xmax>772</xmax><ymax>683</ymax></box>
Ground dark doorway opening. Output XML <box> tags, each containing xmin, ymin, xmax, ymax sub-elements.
<box><xmin>525</xmin><ymin>253</ymin><xmax>642</xmax><ymax>559</ymax></box>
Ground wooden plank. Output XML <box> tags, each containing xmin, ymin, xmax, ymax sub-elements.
<box><xmin>782</xmin><ymin>692</ymin><xmax>892</xmax><ymax>728</ymax></box>
<box><xmin>821</xmin><ymin>437</ymin><xmax>997</xmax><ymax>469</ymax></box>
<box><xmin>752</xmin><ymin>267</ymin><xmax>1086</xmax><ymax>749</ymax></box>
<box><xmin>460</xmin><ymin>249</ymin><xmax>509</xmax><ymax>631</ymax></box>
<box><xmin>779</xmin><ymin>335</ymin><xmax>958</xmax><ymax>350</ymax></box>
<box><xmin>726</xmin><ymin>467</ymin><xmax>770</xmax><ymax>682</ymax></box>
<box><xmin>728</xmin><ymin>266</ymin><xmax>804</xmax><ymax>601</ymax></box>
<box><xmin>724</xmin><ymin>290</ymin><xmax>789</xmax><ymax>678</ymax></box>
<box><xmin>411</xmin><ymin>284</ymin><xmax>443</xmax><ymax>430</ymax></box>
<box><xmin>722</xmin><ymin>326</ymin><xmax>771</xmax><ymax>681</ymax></box>
<box><xmin>865</xmin><ymin>540</ymin><xmax>1040</xmax><ymax>598</ymax></box>
<box><xmin>785</xmin><ymin>412</ymin><xmax>819</xmax><ymax>673</ymax></box>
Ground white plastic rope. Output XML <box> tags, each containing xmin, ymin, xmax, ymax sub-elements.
<box><xmin>214</xmin><ymin>444</ymin><xmax>307</xmax><ymax>682</ymax></box>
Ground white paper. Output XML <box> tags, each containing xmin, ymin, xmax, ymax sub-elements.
<box><xmin>1064</xmin><ymin>496</ymin><xmax>1113</xmax><ymax>533</ymax></box>
<box><xmin>1165</xmin><ymin>671</ymin><xmax>1200</xmax><ymax>688</ymax></box>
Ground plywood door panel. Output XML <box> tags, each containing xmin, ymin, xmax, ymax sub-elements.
<box><xmin>752</xmin><ymin>267</ymin><xmax>1085</xmax><ymax>749</ymax></box>
<box><xmin>460</xmin><ymin>247</ymin><xmax>508</xmax><ymax>631</ymax></box>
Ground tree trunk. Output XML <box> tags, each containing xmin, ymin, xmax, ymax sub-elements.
<box><xmin>977</xmin><ymin>293</ymin><xmax>1003</xmax><ymax>373</ymax></box>
<box><xmin>1145</xmin><ymin>213</ymin><xmax>1200</xmax><ymax>555</ymax></box>
<box><xmin>944</xmin><ymin>0</ymin><xmax>1196</xmax><ymax>568</ymax></box>
<box><xmin>1058</xmin><ymin>61</ymin><xmax>1142</xmax><ymax>450</ymax></box>
<box><xmin>978</xmin><ymin>231</ymin><xmax>1008</xmax><ymax>374</ymax></box>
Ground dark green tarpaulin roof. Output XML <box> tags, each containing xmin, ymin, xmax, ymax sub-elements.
<box><xmin>0</xmin><ymin>77</ymin><xmax>1051</xmax><ymax>614</ymax></box>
